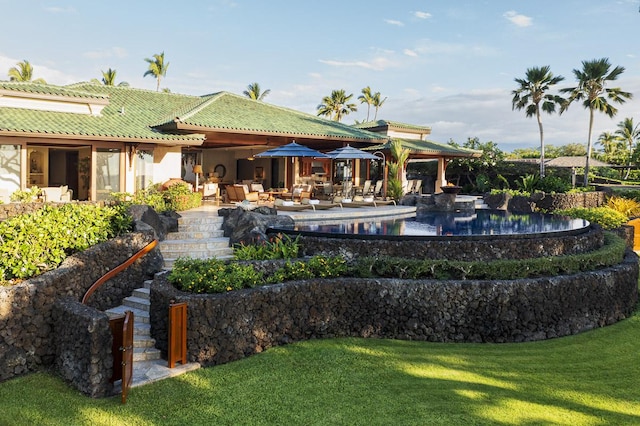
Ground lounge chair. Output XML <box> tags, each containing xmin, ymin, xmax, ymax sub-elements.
<box><xmin>226</xmin><ymin>184</ymin><xmax>260</xmax><ymax>203</ymax></box>
<box><xmin>280</xmin><ymin>184</ymin><xmax>313</xmax><ymax>202</ymax></box>
<box><xmin>373</xmin><ymin>180</ymin><xmax>383</xmax><ymax>198</ymax></box>
<box><xmin>274</xmin><ymin>198</ymin><xmax>313</xmax><ymax>211</ymax></box>
<box><xmin>361</xmin><ymin>180</ymin><xmax>372</xmax><ymax>196</ymax></box>
<box><xmin>301</xmin><ymin>198</ymin><xmax>341</xmax><ymax>210</ymax></box>
<box><xmin>413</xmin><ymin>180</ymin><xmax>422</xmax><ymax>194</ymax></box>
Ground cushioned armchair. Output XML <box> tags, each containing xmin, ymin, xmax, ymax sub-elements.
<box><xmin>41</xmin><ymin>186</ymin><xmax>73</xmax><ymax>202</ymax></box>
<box><xmin>227</xmin><ymin>184</ymin><xmax>260</xmax><ymax>203</ymax></box>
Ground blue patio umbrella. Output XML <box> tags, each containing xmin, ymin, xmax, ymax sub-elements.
<box><xmin>254</xmin><ymin>141</ymin><xmax>329</xmax><ymax>158</ymax></box>
<box><xmin>254</xmin><ymin>141</ymin><xmax>328</xmax><ymax>188</ymax></box>
<box><xmin>325</xmin><ymin>144</ymin><xmax>379</xmax><ymax>160</ymax></box>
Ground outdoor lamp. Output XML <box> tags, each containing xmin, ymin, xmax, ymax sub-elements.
<box><xmin>193</xmin><ymin>164</ymin><xmax>203</xmax><ymax>188</ymax></box>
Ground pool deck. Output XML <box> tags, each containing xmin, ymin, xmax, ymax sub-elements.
<box><xmin>195</xmin><ymin>201</ymin><xmax>417</xmax><ymax>222</ymax></box>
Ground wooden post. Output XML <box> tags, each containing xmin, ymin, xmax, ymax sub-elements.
<box><xmin>168</xmin><ymin>302</ymin><xmax>187</xmax><ymax>368</ymax></box>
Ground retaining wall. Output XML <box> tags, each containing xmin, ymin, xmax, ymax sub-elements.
<box><xmin>0</xmin><ymin>231</ymin><xmax>161</xmax><ymax>383</ymax></box>
<box><xmin>150</xmin><ymin>251</ymin><xmax>638</xmax><ymax>367</ymax></box>
<box><xmin>291</xmin><ymin>225</ymin><xmax>604</xmax><ymax>261</ymax></box>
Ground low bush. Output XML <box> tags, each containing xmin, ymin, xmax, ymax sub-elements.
<box><xmin>10</xmin><ymin>186</ymin><xmax>41</xmax><ymax>202</ymax></box>
<box><xmin>606</xmin><ymin>196</ymin><xmax>640</xmax><ymax>218</ymax></box>
<box><xmin>169</xmin><ymin>255</ymin><xmax>346</xmax><ymax>293</ymax></box>
<box><xmin>111</xmin><ymin>182</ymin><xmax>201</xmax><ymax>213</ymax></box>
<box><xmin>0</xmin><ymin>203</ymin><xmax>132</xmax><ymax>283</ymax></box>
<box><xmin>554</xmin><ymin>206</ymin><xmax>629</xmax><ymax>229</ymax></box>
<box><xmin>234</xmin><ymin>234</ymin><xmax>300</xmax><ymax>260</ymax></box>
<box><xmin>351</xmin><ymin>232</ymin><xmax>625</xmax><ymax>280</ymax></box>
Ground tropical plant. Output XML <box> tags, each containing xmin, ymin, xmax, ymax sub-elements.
<box><xmin>143</xmin><ymin>52</ymin><xmax>170</xmax><ymax>91</ymax></box>
<box><xmin>8</xmin><ymin>60</ymin><xmax>46</xmax><ymax>84</ymax></box>
<box><xmin>614</xmin><ymin>117</ymin><xmax>640</xmax><ymax>179</ymax></box>
<box><xmin>243</xmin><ymin>82</ymin><xmax>271</xmax><ymax>101</ymax></box>
<box><xmin>316</xmin><ymin>89</ymin><xmax>357</xmax><ymax>122</ymax></box>
<box><xmin>99</xmin><ymin>68</ymin><xmax>129</xmax><ymax>87</ymax></box>
<box><xmin>516</xmin><ymin>174</ymin><xmax>540</xmax><ymax>193</ymax></box>
<box><xmin>512</xmin><ymin>65</ymin><xmax>565</xmax><ymax>177</ymax></box>
<box><xmin>372</xmin><ymin>91</ymin><xmax>387</xmax><ymax>121</ymax></box>
<box><xmin>606</xmin><ymin>195</ymin><xmax>640</xmax><ymax>218</ymax></box>
<box><xmin>560</xmin><ymin>58</ymin><xmax>633</xmax><ymax>186</ymax></box>
<box><xmin>597</xmin><ymin>131</ymin><xmax>625</xmax><ymax>165</ymax></box>
<box><xmin>358</xmin><ymin>86</ymin><xmax>374</xmax><ymax>122</ymax></box>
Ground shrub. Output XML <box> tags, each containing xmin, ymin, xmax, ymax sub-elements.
<box><xmin>265</xmin><ymin>255</ymin><xmax>347</xmax><ymax>284</ymax></box>
<box><xmin>0</xmin><ymin>203</ymin><xmax>132</xmax><ymax>283</ymax></box>
<box><xmin>538</xmin><ymin>175</ymin><xmax>572</xmax><ymax>193</ymax></box>
<box><xmin>234</xmin><ymin>234</ymin><xmax>300</xmax><ymax>260</ymax></box>
<box><xmin>351</xmin><ymin>232</ymin><xmax>625</xmax><ymax>280</ymax></box>
<box><xmin>554</xmin><ymin>206</ymin><xmax>628</xmax><ymax>229</ymax></box>
<box><xmin>163</xmin><ymin>182</ymin><xmax>202</xmax><ymax>211</ymax></box>
<box><xmin>10</xmin><ymin>186</ymin><xmax>41</xmax><ymax>202</ymax></box>
<box><xmin>169</xmin><ymin>257</ymin><xmax>263</xmax><ymax>293</ymax></box>
<box><xmin>111</xmin><ymin>182</ymin><xmax>201</xmax><ymax>213</ymax></box>
<box><xmin>606</xmin><ymin>196</ymin><xmax>640</xmax><ymax>218</ymax></box>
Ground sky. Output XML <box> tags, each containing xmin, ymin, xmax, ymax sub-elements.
<box><xmin>1</xmin><ymin>0</ymin><xmax>640</xmax><ymax>152</ymax></box>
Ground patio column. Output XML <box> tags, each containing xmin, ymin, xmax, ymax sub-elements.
<box><xmin>435</xmin><ymin>157</ymin><xmax>447</xmax><ymax>193</ymax></box>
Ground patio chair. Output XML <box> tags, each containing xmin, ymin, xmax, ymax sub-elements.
<box><xmin>413</xmin><ymin>180</ymin><xmax>422</xmax><ymax>194</ymax></box>
<box><xmin>361</xmin><ymin>180</ymin><xmax>372</xmax><ymax>196</ymax></box>
<box><xmin>373</xmin><ymin>180</ymin><xmax>383</xmax><ymax>198</ymax></box>
<box><xmin>227</xmin><ymin>184</ymin><xmax>260</xmax><ymax>203</ymax></box>
<box><xmin>250</xmin><ymin>183</ymin><xmax>271</xmax><ymax>202</ymax></box>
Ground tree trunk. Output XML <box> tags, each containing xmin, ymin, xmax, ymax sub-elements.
<box><xmin>537</xmin><ymin>107</ymin><xmax>545</xmax><ymax>177</ymax></box>
<box><xmin>584</xmin><ymin>107</ymin><xmax>594</xmax><ymax>186</ymax></box>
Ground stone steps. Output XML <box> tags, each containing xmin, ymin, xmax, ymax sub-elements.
<box><xmin>159</xmin><ymin>213</ymin><xmax>233</xmax><ymax>269</ymax></box>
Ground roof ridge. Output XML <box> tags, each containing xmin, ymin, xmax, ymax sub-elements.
<box><xmin>175</xmin><ymin>92</ymin><xmax>225</xmax><ymax>122</ymax></box>
<box><xmin>0</xmin><ymin>81</ymin><xmax>109</xmax><ymax>99</ymax></box>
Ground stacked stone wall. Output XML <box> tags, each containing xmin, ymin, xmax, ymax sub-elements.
<box><xmin>52</xmin><ymin>298</ymin><xmax>113</xmax><ymax>398</ymax></box>
<box><xmin>0</xmin><ymin>232</ymin><xmax>160</xmax><ymax>383</ymax></box>
<box><xmin>150</xmin><ymin>252</ymin><xmax>638</xmax><ymax>367</ymax></box>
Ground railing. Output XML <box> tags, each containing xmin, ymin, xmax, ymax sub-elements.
<box><xmin>82</xmin><ymin>239</ymin><xmax>159</xmax><ymax>305</ymax></box>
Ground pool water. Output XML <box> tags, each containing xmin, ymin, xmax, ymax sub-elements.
<box><xmin>284</xmin><ymin>210</ymin><xmax>589</xmax><ymax>237</ymax></box>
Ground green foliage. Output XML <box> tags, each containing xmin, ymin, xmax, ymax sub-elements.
<box><xmin>537</xmin><ymin>175</ymin><xmax>572</xmax><ymax>193</ymax></box>
<box><xmin>352</xmin><ymin>232</ymin><xmax>625</xmax><ymax>280</ymax></box>
<box><xmin>516</xmin><ymin>174</ymin><xmax>540</xmax><ymax>193</ymax></box>
<box><xmin>606</xmin><ymin>195</ymin><xmax>640</xmax><ymax>218</ymax></box>
<box><xmin>387</xmin><ymin>178</ymin><xmax>403</xmax><ymax>200</ymax></box>
<box><xmin>554</xmin><ymin>206</ymin><xmax>629</xmax><ymax>229</ymax></box>
<box><xmin>0</xmin><ymin>204</ymin><xmax>132</xmax><ymax>282</ymax></box>
<box><xmin>111</xmin><ymin>182</ymin><xmax>201</xmax><ymax>213</ymax></box>
<box><xmin>234</xmin><ymin>234</ymin><xmax>300</xmax><ymax>260</ymax></box>
<box><xmin>266</xmin><ymin>256</ymin><xmax>347</xmax><ymax>284</ymax></box>
<box><xmin>169</xmin><ymin>257</ymin><xmax>263</xmax><ymax>293</ymax></box>
<box><xmin>10</xmin><ymin>186</ymin><xmax>41</xmax><ymax>202</ymax></box>
<box><xmin>169</xmin><ymin>255</ymin><xmax>346</xmax><ymax>293</ymax></box>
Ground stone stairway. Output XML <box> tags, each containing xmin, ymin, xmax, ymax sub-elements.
<box><xmin>105</xmin><ymin>279</ymin><xmax>161</xmax><ymax>363</ymax></box>
<box><xmin>105</xmin><ymin>278</ymin><xmax>200</xmax><ymax>388</ymax></box>
<box><xmin>159</xmin><ymin>214</ymin><xmax>234</xmax><ymax>268</ymax></box>
<box><xmin>475</xmin><ymin>196</ymin><xmax>490</xmax><ymax>209</ymax></box>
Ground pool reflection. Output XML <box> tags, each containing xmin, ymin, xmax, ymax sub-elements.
<box><xmin>290</xmin><ymin>210</ymin><xmax>588</xmax><ymax>237</ymax></box>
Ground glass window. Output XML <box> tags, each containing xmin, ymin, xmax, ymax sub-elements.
<box><xmin>0</xmin><ymin>145</ymin><xmax>21</xmax><ymax>194</ymax></box>
<box><xmin>96</xmin><ymin>148</ymin><xmax>120</xmax><ymax>201</ymax></box>
<box><xmin>135</xmin><ymin>149</ymin><xmax>153</xmax><ymax>191</ymax></box>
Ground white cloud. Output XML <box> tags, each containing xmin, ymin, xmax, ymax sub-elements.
<box><xmin>414</xmin><ymin>11</ymin><xmax>432</xmax><ymax>19</ymax></box>
<box><xmin>403</xmin><ymin>49</ymin><xmax>418</xmax><ymax>57</ymax></box>
<box><xmin>318</xmin><ymin>56</ymin><xmax>397</xmax><ymax>71</ymax></box>
<box><xmin>503</xmin><ymin>11</ymin><xmax>533</xmax><ymax>27</ymax></box>
<box><xmin>83</xmin><ymin>47</ymin><xmax>128</xmax><ymax>60</ymax></box>
<box><xmin>384</xmin><ymin>19</ymin><xmax>404</xmax><ymax>27</ymax></box>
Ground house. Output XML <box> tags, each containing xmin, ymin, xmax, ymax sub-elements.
<box><xmin>0</xmin><ymin>82</ymin><xmax>478</xmax><ymax>201</ymax></box>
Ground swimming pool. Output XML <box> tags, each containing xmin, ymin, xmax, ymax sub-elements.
<box><xmin>277</xmin><ymin>210</ymin><xmax>589</xmax><ymax>238</ymax></box>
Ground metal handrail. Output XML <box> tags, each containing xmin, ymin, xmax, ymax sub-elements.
<box><xmin>82</xmin><ymin>239</ymin><xmax>159</xmax><ymax>305</ymax></box>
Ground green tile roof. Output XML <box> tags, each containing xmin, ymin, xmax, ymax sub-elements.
<box><xmin>365</xmin><ymin>138</ymin><xmax>481</xmax><ymax>158</ymax></box>
<box><xmin>0</xmin><ymin>82</ymin><xmax>205</xmax><ymax>143</ymax></box>
<box><xmin>0</xmin><ymin>82</ymin><xmax>387</xmax><ymax>144</ymax></box>
<box><xmin>353</xmin><ymin>119</ymin><xmax>432</xmax><ymax>133</ymax></box>
<box><xmin>155</xmin><ymin>91</ymin><xmax>387</xmax><ymax>141</ymax></box>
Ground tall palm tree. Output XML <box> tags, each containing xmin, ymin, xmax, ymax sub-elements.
<box><xmin>316</xmin><ymin>89</ymin><xmax>358</xmax><ymax>122</ymax></box>
<box><xmin>614</xmin><ymin>117</ymin><xmax>640</xmax><ymax>179</ymax></box>
<box><xmin>560</xmin><ymin>58</ymin><xmax>632</xmax><ymax>186</ymax></box>
<box><xmin>358</xmin><ymin>86</ymin><xmax>374</xmax><ymax>122</ymax></box>
<box><xmin>512</xmin><ymin>65</ymin><xmax>564</xmax><ymax>177</ymax></box>
<box><xmin>372</xmin><ymin>92</ymin><xmax>387</xmax><ymax>121</ymax></box>
<box><xmin>143</xmin><ymin>52</ymin><xmax>169</xmax><ymax>92</ymax></box>
<box><xmin>8</xmin><ymin>60</ymin><xmax>46</xmax><ymax>84</ymax></box>
<box><xmin>597</xmin><ymin>131</ymin><xmax>624</xmax><ymax>166</ymax></box>
<box><xmin>243</xmin><ymin>82</ymin><xmax>270</xmax><ymax>101</ymax></box>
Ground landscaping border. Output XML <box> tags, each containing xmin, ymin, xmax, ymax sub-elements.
<box><xmin>149</xmin><ymin>251</ymin><xmax>638</xmax><ymax>367</ymax></box>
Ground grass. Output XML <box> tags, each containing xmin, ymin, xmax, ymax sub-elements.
<box><xmin>1</xmin><ymin>312</ymin><xmax>639</xmax><ymax>425</ymax></box>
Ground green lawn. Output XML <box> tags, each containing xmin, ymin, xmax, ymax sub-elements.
<box><xmin>2</xmin><ymin>309</ymin><xmax>639</xmax><ymax>425</ymax></box>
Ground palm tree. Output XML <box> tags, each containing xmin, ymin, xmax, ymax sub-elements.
<box><xmin>8</xmin><ymin>60</ymin><xmax>46</xmax><ymax>84</ymax></box>
<box><xmin>560</xmin><ymin>58</ymin><xmax>632</xmax><ymax>186</ymax></box>
<box><xmin>372</xmin><ymin>92</ymin><xmax>387</xmax><ymax>120</ymax></box>
<box><xmin>143</xmin><ymin>52</ymin><xmax>169</xmax><ymax>92</ymax></box>
<box><xmin>358</xmin><ymin>86</ymin><xmax>374</xmax><ymax>122</ymax></box>
<box><xmin>614</xmin><ymin>117</ymin><xmax>640</xmax><ymax>179</ymax></box>
<box><xmin>512</xmin><ymin>65</ymin><xmax>565</xmax><ymax>177</ymax></box>
<box><xmin>243</xmin><ymin>82</ymin><xmax>271</xmax><ymax>101</ymax></box>
<box><xmin>597</xmin><ymin>131</ymin><xmax>624</xmax><ymax>166</ymax></box>
<box><xmin>101</xmin><ymin>68</ymin><xmax>117</xmax><ymax>86</ymax></box>
<box><xmin>316</xmin><ymin>89</ymin><xmax>358</xmax><ymax>122</ymax></box>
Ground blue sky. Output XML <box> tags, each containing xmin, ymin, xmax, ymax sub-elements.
<box><xmin>1</xmin><ymin>0</ymin><xmax>639</xmax><ymax>152</ymax></box>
